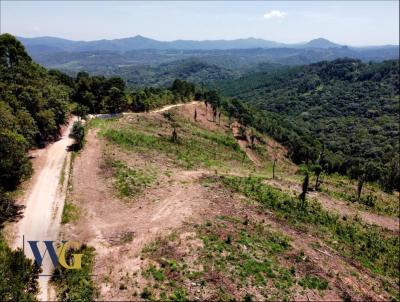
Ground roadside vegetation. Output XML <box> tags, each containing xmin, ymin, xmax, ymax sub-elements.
<box><xmin>51</xmin><ymin>245</ymin><xmax>96</xmax><ymax>301</ymax></box>
<box><xmin>61</xmin><ymin>201</ymin><xmax>80</xmax><ymax>224</ymax></box>
<box><xmin>0</xmin><ymin>34</ymin><xmax>70</xmax><ymax>190</ymax></box>
<box><xmin>69</xmin><ymin>121</ymin><xmax>85</xmax><ymax>151</ymax></box>
<box><xmin>0</xmin><ymin>234</ymin><xmax>40</xmax><ymax>301</ymax></box>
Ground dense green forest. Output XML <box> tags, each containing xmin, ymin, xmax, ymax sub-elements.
<box><xmin>0</xmin><ymin>34</ymin><xmax>48</xmax><ymax>301</ymax></box>
<box><xmin>117</xmin><ymin>59</ymin><xmax>240</xmax><ymax>88</ymax></box>
<box><xmin>68</xmin><ymin>72</ymin><xmax>196</xmax><ymax>115</ymax></box>
<box><xmin>0</xmin><ymin>34</ymin><xmax>71</xmax><ymax>190</ymax></box>
<box><xmin>219</xmin><ymin>59</ymin><xmax>400</xmax><ymax>192</ymax></box>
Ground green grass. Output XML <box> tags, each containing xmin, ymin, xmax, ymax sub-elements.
<box><xmin>288</xmin><ymin>170</ymin><xmax>400</xmax><ymax>218</ymax></box>
<box><xmin>191</xmin><ymin>128</ymin><xmax>240</xmax><ymax>151</ymax></box>
<box><xmin>61</xmin><ymin>201</ymin><xmax>80</xmax><ymax>224</ymax></box>
<box><xmin>220</xmin><ymin>175</ymin><xmax>400</xmax><ymax>286</ymax></box>
<box><xmin>51</xmin><ymin>245</ymin><xmax>96</xmax><ymax>301</ymax></box>
<box><xmin>99</xmin><ymin>119</ymin><xmax>252</xmax><ymax>171</ymax></box>
<box><xmin>110</xmin><ymin>160</ymin><xmax>156</xmax><ymax>198</ymax></box>
<box><xmin>145</xmin><ymin>265</ymin><xmax>166</xmax><ymax>282</ymax></box>
<box><xmin>299</xmin><ymin>275</ymin><xmax>329</xmax><ymax>290</ymax></box>
<box><xmin>198</xmin><ymin>218</ymin><xmax>293</xmax><ymax>291</ymax></box>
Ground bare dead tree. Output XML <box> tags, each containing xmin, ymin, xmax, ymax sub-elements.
<box><xmin>172</xmin><ymin>126</ymin><xmax>178</xmax><ymax>143</ymax></box>
<box><xmin>357</xmin><ymin>176</ymin><xmax>364</xmax><ymax>201</ymax></box>
<box><xmin>299</xmin><ymin>172</ymin><xmax>309</xmax><ymax>209</ymax></box>
<box><xmin>212</xmin><ymin>107</ymin><xmax>217</xmax><ymax>122</ymax></box>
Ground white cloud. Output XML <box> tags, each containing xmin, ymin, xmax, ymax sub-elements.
<box><xmin>264</xmin><ymin>10</ymin><xmax>287</xmax><ymax>19</ymax></box>
<box><xmin>33</xmin><ymin>26</ymin><xmax>40</xmax><ymax>32</ymax></box>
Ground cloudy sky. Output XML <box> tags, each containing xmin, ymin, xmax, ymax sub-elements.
<box><xmin>1</xmin><ymin>1</ymin><xmax>399</xmax><ymax>46</ymax></box>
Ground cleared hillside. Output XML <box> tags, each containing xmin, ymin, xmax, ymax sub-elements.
<box><xmin>59</xmin><ymin>102</ymin><xmax>399</xmax><ymax>301</ymax></box>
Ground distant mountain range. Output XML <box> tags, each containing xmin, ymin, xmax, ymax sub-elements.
<box><xmin>14</xmin><ymin>35</ymin><xmax>399</xmax><ymax>88</ymax></box>
<box><xmin>17</xmin><ymin>35</ymin><xmax>379</xmax><ymax>53</ymax></box>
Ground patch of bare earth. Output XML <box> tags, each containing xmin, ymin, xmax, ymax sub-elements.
<box><xmin>137</xmin><ymin>178</ymin><xmax>393</xmax><ymax>301</ymax></box>
<box><xmin>231</xmin><ymin>121</ymin><xmax>262</xmax><ymax>167</ymax></box>
<box><xmin>61</xmin><ymin>129</ymin><xmax>216</xmax><ymax>300</ymax></box>
<box><xmin>265</xmin><ymin>178</ymin><xmax>399</xmax><ymax>232</ymax></box>
<box><xmin>175</xmin><ymin>101</ymin><xmax>228</xmax><ymax>133</ymax></box>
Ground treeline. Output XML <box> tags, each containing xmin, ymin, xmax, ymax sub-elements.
<box><xmin>71</xmin><ymin>74</ymin><xmax>195</xmax><ymax>114</ymax></box>
<box><xmin>0</xmin><ymin>34</ymin><xmax>41</xmax><ymax>300</ymax></box>
<box><xmin>131</xmin><ymin>79</ymin><xmax>195</xmax><ymax>111</ymax></box>
<box><xmin>70</xmin><ymin>71</ymin><xmax>127</xmax><ymax>114</ymax></box>
<box><xmin>52</xmin><ymin>71</ymin><xmax>196</xmax><ymax>116</ymax></box>
<box><xmin>219</xmin><ymin>58</ymin><xmax>400</xmax><ymax>192</ymax></box>
<box><xmin>0</xmin><ymin>34</ymin><xmax>71</xmax><ymax>190</ymax></box>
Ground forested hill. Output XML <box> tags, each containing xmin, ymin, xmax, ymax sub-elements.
<box><xmin>0</xmin><ymin>34</ymin><xmax>72</xmax><ymax>191</ymax></box>
<box><xmin>116</xmin><ymin>59</ymin><xmax>240</xmax><ymax>88</ymax></box>
<box><xmin>220</xmin><ymin>59</ymin><xmax>399</xmax><ymax>191</ymax></box>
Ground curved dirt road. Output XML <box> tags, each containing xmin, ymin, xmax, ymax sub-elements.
<box><xmin>120</xmin><ymin>101</ymin><xmax>199</xmax><ymax>116</ymax></box>
<box><xmin>13</xmin><ymin>117</ymin><xmax>77</xmax><ymax>301</ymax></box>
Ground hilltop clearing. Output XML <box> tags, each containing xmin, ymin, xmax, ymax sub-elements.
<box><xmin>60</xmin><ymin>102</ymin><xmax>399</xmax><ymax>301</ymax></box>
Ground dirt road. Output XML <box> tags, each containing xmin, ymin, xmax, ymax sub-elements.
<box><xmin>120</xmin><ymin>101</ymin><xmax>199</xmax><ymax>116</ymax></box>
<box><xmin>150</xmin><ymin>101</ymin><xmax>199</xmax><ymax>113</ymax></box>
<box><xmin>13</xmin><ymin>117</ymin><xmax>77</xmax><ymax>301</ymax></box>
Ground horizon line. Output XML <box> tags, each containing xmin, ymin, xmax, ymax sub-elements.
<box><xmin>10</xmin><ymin>33</ymin><xmax>399</xmax><ymax>48</ymax></box>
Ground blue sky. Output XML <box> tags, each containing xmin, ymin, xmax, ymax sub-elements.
<box><xmin>1</xmin><ymin>1</ymin><xmax>398</xmax><ymax>46</ymax></box>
